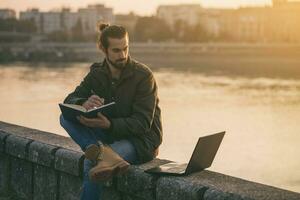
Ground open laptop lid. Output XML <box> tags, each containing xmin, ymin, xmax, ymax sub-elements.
<box><xmin>185</xmin><ymin>131</ymin><xmax>225</xmax><ymax>174</ymax></box>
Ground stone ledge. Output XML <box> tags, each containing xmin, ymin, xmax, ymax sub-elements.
<box><xmin>115</xmin><ymin>159</ymin><xmax>171</xmax><ymax>200</ymax></box>
<box><xmin>28</xmin><ymin>141</ymin><xmax>60</xmax><ymax>167</ymax></box>
<box><xmin>155</xmin><ymin>170</ymin><xmax>300</xmax><ymax>200</ymax></box>
<box><xmin>1</xmin><ymin>121</ymin><xmax>300</xmax><ymax>200</ymax></box>
<box><xmin>5</xmin><ymin>135</ymin><xmax>32</xmax><ymax>159</ymax></box>
<box><xmin>156</xmin><ymin>176</ymin><xmax>208</xmax><ymax>200</ymax></box>
<box><xmin>0</xmin><ymin>121</ymin><xmax>81</xmax><ymax>152</ymax></box>
<box><xmin>54</xmin><ymin>148</ymin><xmax>84</xmax><ymax>176</ymax></box>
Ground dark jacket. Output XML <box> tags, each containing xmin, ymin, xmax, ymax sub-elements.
<box><xmin>63</xmin><ymin>58</ymin><xmax>163</xmax><ymax>163</ymax></box>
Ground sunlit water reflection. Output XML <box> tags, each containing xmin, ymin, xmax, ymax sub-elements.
<box><xmin>0</xmin><ymin>63</ymin><xmax>299</xmax><ymax>192</ymax></box>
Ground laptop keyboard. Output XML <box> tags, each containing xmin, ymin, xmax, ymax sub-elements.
<box><xmin>161</xmin><ymin>163</ymin><xmax>187</xmax><ymax>173</ymax></box>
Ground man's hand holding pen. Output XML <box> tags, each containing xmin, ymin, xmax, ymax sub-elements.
<box><xmin>82</xmin><ymin>95</ymin><xmax>104</xmax><ymax>110</ymax></box>
<box><xmin>79</xmin><ymin>93</ymin><xmax>111</xmax><ymax>129</ymax></box>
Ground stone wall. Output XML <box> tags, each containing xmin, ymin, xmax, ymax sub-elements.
<box><xmin>0</xmin><ymin>121</ymin><xmax>299</xmax><ymax>200</ymax></box>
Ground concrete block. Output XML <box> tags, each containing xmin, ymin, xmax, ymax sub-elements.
<box><xmin>0</xmin><ymin>130</ymin><xmax>10</xmax><ymax>152</ymax></box>
<box><xmin>54</xmin><ymin>148</ymin><xmax>84</xmax><ymax>176</ymax></box>
<box><xmin>10</xmin><ymin>157</ymin><xmax>33</xmax><ymax>200</ymax></box>
<box><xmin>6</xmin><ymin>135</ymin><xmax>32</xmax><ymax>159</ymax></box>
<box><xmin>156</xmin><ymin>176</ymin><xmax>208</xmax><ymax>200</ymax></box>
<box><xmin>58</xmin><ymin>172</ymin><xmax>82</xmax><ymax>200</ymax></box>
<box><xmin>33</xmin><ymin>165</ymin><xmax>58</xmax><ymax>200</ymax></box>
<box><xmin>122</xmin><ymin>195</ymin><xmax>147</xmax><ymax>200</ymax></box>
<box><xmin>203</xmin><ymin>188</ymin><xmax>252</xmax><ymax>200</ymax></box>
<box><xmin>117</xmin><ymin>159</ymin><xmax>170</xmax><ymax>194</ymax></box>
<box><xmin>28</xmin><ymin>141</ymin><xmax>59</xmax><ymax>167</ymax></box>
<box><xmin>102</xmin><ymin>186</ymin><xmax>122</xmax><ymax>200</ymax></box>
<box><xmin>188</xmin><ymin>170</ymin><xmax>300</xmax><ymax>200</ymax></box>
<box><xmin>0</xmin><ymin>153</ymin><xmax>10</xmax><ymax>195</ymax></box>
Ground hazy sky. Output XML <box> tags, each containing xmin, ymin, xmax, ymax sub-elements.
<box><xmin>0</xmin><ymin>0</ymin><xmax>272</xmax><ymax>15</ymax></box>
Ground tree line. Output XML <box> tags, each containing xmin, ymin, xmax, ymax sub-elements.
<box><xmin>0</xmin><ymin>16</ymin><xmax>227</xmax><ymax>42</ymax></box>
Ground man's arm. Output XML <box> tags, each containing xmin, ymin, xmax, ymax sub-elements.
<box><xmin>109</xmin><ymin>73</ymin><xmax>158</xmax><ymax>139</ymax></box>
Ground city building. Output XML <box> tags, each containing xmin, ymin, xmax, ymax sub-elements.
<box><xmin>218</xmin><ymin>0</ymin><xmax>300</xmax><ymax>42</ymax></box>
<box><xmin>0</xmin><ymin>9</ymin><xmax>16</xmax><ymax>19</ymax></box>
<box><xmin>115</xmin><ymin>12</ymin><xmax>139</xmax><ymax>34</ymax></box>
<box><xmin>78</xmin><ymin>4</ymin><xmax>114</xmax><ymax>34</ymax></box>
<box><xmin>19</xmin><ymin>4</ymin><xmax>113</xmax><ymax>35</ymax></box>
<box><xmin>157</xmin><ymin>4</ymin><xmax>203</xmax><ymax>28</ymax></box>
<box><xmin>20</xmin><ymin>9</ymin><xmax>43</xmax><ymax>33</ymax></box>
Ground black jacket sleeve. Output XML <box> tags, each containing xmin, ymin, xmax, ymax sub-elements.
<box><xmin>110</xmin><ymin>73</ymin><xmax>157</xmax><ymax>139</ymax></box>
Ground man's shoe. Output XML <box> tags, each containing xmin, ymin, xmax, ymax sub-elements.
<box><xmin>88</xmin><ymin>145</ymin><xmax>130</xmax><ymax>182</ymax></box>
<box><xmin>84</xmin><ymin>144</ymin><xmax>101</xmax><ymax>161</ymax></box>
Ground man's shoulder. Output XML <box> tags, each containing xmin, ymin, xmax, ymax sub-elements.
<box><xmin>130</xmin><ymin>59</ymin><xmax>153</xmax><ymax>77</ymax></box>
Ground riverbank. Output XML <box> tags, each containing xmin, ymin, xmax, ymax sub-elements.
<box><xmin>1</xmin><ymin>43</ymin><xmax>300</xmax><ymax>79</ymax></box>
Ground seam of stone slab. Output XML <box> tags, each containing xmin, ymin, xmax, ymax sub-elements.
<box><xmin>156</xmin><ymin>176</ymin><xmax>210</xmax><ymax>200</ymax></box>
<box><xmin>198</xmin><ymin>186</ymin><xmax>210</xmax><ymax>200</ymax></box>
<box><xmin>31</xmin><ymin>160</ymin><xmax>34</xmax><ymax>200</ymax></box>
<box><xmin>29</xmin><ymin>141</ymin><xmax>61</xmax><ymax>167</ymax></box>
<box><xmin>5</xmin><ymin>135</ymin><xmax>34</xmax><ymax>159</ymax></box>
<box><xmin>50</xmin><ymin>146</ymin><xmax>61</xmax><ymax>168</ymax></box>
<box><xmin>0</xmin><ymin>130</ymin><xmax>10</xmax><ymax>153</ymax></box>
<box><xmin>25</xmin><ymin>139</ymin><xmax>34</xmax><ymax>161</ymax></box>
<box><xmin>56</xmin><ymin>170</ymin><xmax>60</xmax><ymax>200</ymax></box>
<box><xmin>78</xmin><ymin>153</ymin><xmax>85</xmax><ymax>177</ymax></box>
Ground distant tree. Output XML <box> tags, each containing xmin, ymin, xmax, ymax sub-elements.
<box><xmin>181</xmin><ymin>23</ymin><xmax>210</xmax><ymax>42</ymax></box>
<box><xmin>0</xmin><ymin>19</ymin><xmax>36</xmax><ymax>33</ymax></box>
<box><xmin>17</xmin><ymin>19</ymin><xmax>37</xmax><ymax>33</ymax></box>
<box><xmin>47</xmin><ymin>31</ymin><xmax>69</xmax><ymax>42</ymax></box>
<box><xmin>134</xmin><ymin>16</ymin><xmax>172</xmax><ymax>42</ymax></box>
<box><xmin>173</xmin><ymin>19</ymin><xmax>185</xmax><ymax>41</ymax></box>
<box><xmin>71</xmin><ymin>18</ymin><xmax>84</xmax><ymax>41</ymax></box>
<box><xmin>0</xmin><ymin>19</ymin><xmax>17</xmax><ymax>32</ymax></box>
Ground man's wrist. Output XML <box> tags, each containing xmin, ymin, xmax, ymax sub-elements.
<box><xmin>106</xmin><ymin>119</ymin><xmax>113</xmax><ymax>132</ymax></box>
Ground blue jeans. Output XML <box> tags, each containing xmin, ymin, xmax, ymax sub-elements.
<box><xmin>60</xmin><ymin>115</ymin><xmax>138</xmax><ymax>200</ymax></box>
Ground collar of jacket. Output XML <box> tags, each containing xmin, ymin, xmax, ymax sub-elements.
<box><xmin>97</xmin><ymin>56</ymin><xmax>134</xmax><ymax>81</ymax></box>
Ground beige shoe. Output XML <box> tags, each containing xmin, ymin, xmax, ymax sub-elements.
<box><xmin>85</xmin><ymin>144</ymin><xmax>101</xmax><ymax>161</ymax></box>
<box><xmin>88</xmin><ymin>145</ymin><xmax>129</xmax><ymax>182</ymax></box>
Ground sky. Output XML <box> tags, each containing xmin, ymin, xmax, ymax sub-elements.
<box><xmin>0</xmin><ymin>0</ymin><xmax>272</xmax><ymax>16</ymax></box>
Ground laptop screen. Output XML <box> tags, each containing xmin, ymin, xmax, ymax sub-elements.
<box><xmin>186</xmin><ymin>131</ymin><xmax>225</xmax><ymax>174</ymax></box>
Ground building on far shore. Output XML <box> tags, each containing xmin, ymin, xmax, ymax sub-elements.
<box><xmin>78</xmin><ymin>4</ymin><xmax>114</xmax><ymax>34</ymax></box>
<box><xmin>218</xmin><ymin>0</ymin><xmax>300</xmax><ymax>42</ymax></box>
<box><xmin>19</xmin><ymin>4</ymin><xmax>114</xmax><ymax>35</ymax></box>
<box><xmin>0</xmin><ymin>9</ymin><xmax>16</xmax><ymax>19</ymax></box>
<box><xmin>114</xmin><ymin>12</ymin><xmax>139</xmax><ymax>34</ymax></box>
<box><xmin>157</xmin><ymin>4</ymin><xmax>203</xmax><ymax>29</ymax></box>
<box><xmin>156</xmin><ymin>0</ymin><xmax>300</xmax><ymax>42</ymax></box>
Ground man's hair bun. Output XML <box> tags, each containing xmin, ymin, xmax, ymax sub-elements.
<box><xmin>96</xmin><ymin>22</ymin><xmax>128</xmax><ymax>49</ymax></box>
<box><xmin>97</xmin><ymin>22</ymin><xmax>110</xmax><ymax>32</ymax></box>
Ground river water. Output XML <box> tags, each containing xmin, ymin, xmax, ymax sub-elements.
<box><xmin>0</xmin><ymin>62</ymin><xmax>299</xmax><ymax>192</ymax></box>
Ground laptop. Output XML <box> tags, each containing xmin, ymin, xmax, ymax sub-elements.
<box><xmin>145</xmin><ymin>131</ymin><xmax>225</xmax><ymax>175</ymax></box>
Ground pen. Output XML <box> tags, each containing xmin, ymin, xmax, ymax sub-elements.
<box><xmin>91</xmin><ymin>89</ymin><xmax>105</xmax><ymax>104</ymax></box>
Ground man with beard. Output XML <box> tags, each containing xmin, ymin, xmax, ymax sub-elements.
<box><xmin>59</xmin><ymin>23</ymin><xmax>163</xmax><ymax>200</ymax></box>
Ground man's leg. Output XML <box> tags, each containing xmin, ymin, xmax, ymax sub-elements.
<box><xmin>60</xmin><ymin>115</ymin><xmax>138</xmax><ymax>200</ymax></box>
<box><xmin>60</xmin><ymin>115</ymin><xmax>107</xmax><ymax>200</ymax></box>
<box><xmin>60</xmin><ymin>115</ymin><xmax>112</xmax><ymax>151</ymax></box>
<box><xmin>81</xmin><ymin>139</ymin><xmax>138</xmax><ymax>200</ymax></box>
